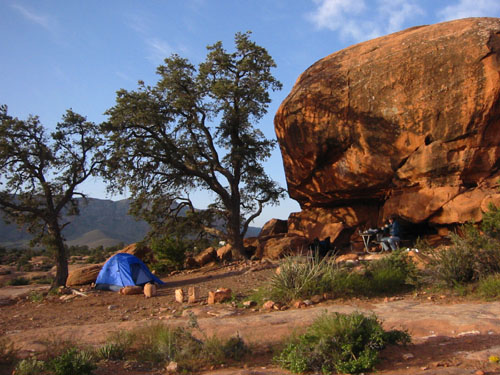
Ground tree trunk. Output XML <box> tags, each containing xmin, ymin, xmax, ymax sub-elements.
<box><xmin>227</xmin><ymin>209</ymin><xmax>248</xmax><ymax>260</ymax></box>
<box><xmin>48</xmin><ymin>222</ymin><xmax>68</xmax><ymax>287</ymax></box>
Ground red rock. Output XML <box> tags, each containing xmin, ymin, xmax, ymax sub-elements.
<box><xmin>275</xmin><ymin>18</ymin><xmax>500</xmax><ymax>242</ymax></box>
<box><xmin>259</xmin><ymin>219</ymin><xmax>288</xmax><ymax>237</ymax></box>
<box><xmin>217</xmin><ymin>244</ymin><xmax>233</xmax><ymax>262</ymax></box>
<box><xmin>115</xmin><ymin>243</ymin><xmax>152</xmax><ymax>261</ymax></box>
<box><xmin>254</xmin><ymin>235</ymin><xmax>309</xmax><ymax>259</ymax></box>
<box><xmin>66</xmin><ymin>264</ymin><xmax>101</xmax><ymax>287</ymax></box>
<box><xmin>262</xmin><ymin>300</ymin><xmax>275</xmax><ymax>310</ymax></box>
<box><xmin>175</xmin><ymin>289</ymin><xmax>184</xmax><ymax>303</ymax></box>
<box><xmin>119</xmin><ymin>286</ymin><xmax>142</xmax><ymax>295</ymax></box>
<box><xmin>207</xmin><ymin>288</ymin><xmax>232</xmax><ymax>304</ymax></box>
<box><xmin>194</xmin><ymin>247</ymin><xmax>217</xmax><ymax>266</ymax></box>
<box><xmin>143</xmin><ymin>283</ymin><xmax>156</xmax><ymax>298</ymax></box>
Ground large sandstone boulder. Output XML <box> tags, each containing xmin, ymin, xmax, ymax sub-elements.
<box><xmin>255</xmin><ymin>235</ymin><xmax>309</xmax><ymax>259</ymax></box>
<box><xmin>275</xmin><ymin>18</ymin><xmax>500</xmax><ymax>241</ymax></box>
<box><xmin>66</xmin><ymin>264</ymin><xmax>102</xmax><ymax>287</ymax></box>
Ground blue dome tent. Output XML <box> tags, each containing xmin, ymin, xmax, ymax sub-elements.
<box><xmin>95</xmin><ymin>253</ymin><xmax>164</xmax><ymax>291</ymax></box>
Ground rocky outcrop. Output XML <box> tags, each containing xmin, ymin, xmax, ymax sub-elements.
<box><xmin>275</xmin><ymin>18</ymin><xmax>500</xmax><ymax>242</ymax></box>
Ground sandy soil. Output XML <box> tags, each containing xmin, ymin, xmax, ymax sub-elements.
<box><xmin>1</xmin><ymin>260</ymin><xmax>500</xmax><ymax>375</ymax></box>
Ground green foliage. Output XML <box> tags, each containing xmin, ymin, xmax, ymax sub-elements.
<box><xmin>127</xmin><ymin>315</ymin><xmax>249</xmax><ymax>371</ymax></box>
<box><xmin>0</xmin><ymin>338</ymin><xmax>15</xmax><ymax>365</ymax></box>
<box><xmin>103</xmin><ymin>32</ymin><xmax>284</xmax><ymax>256</ymax></box>
<box><xmin>8</xmin><ymin>276</ymin><xmax>30</xmax><ymax>286</ymax></box>
<box><xmin>275</xmin><ymin>311</ymin><xmax>410</xmax><ymax>374</ymax></box>
<box><xmin>366</xmin><ymin>249</ymin><xmax>418</xmax><ymax>293</ymax></box>
<box><xmin>28</xmin><ymin>291</ymin><xmax>44</xmax><ymax>303</ymax></box>
<box><xmin>269</xmin><ymin>250</ymin><xmax>417</xmax><ymax>304</ymax></box>
<box><xmin>150</xmin><ymin>236</ymin><xmax>188</xmax><ymax>271</ymax></box>
<box><xmin>97</xmin><ymin>343</ymin><xmax>126</xmax><ymax>361</ymax></box>
<box><xmin>0</xmin><ymin>106</ymin><xmax>106</xmax><ymax>286</ymax></box>
<box><xmin>14</xmin><ymin>357</ymin><xmax>46</xmax><ymax>375</ymax></box>
<box><xmin>98</xmin><ymin>331</ymin><xmax>132</xmax><ymax>361</ymax></box>
<box><xmin>478</xmin><ymin>273</ymin><xmax>500</xmax><ymax>300</ymax></box>
<box><xmin>481</xmin><ymin>203</ymin><xmax>500</xmax><ymax>240</ymax></box>
<box><xmin>426</xmin><ymin>224</ymin><xmax>500</xmax><ymax>286</ymax></box>
<box><xmin>48</xmin><ymin>348</ymin><xmax>96</xmax><ymax>375</ymax></box>
<box><xmin>269</xmin><ymin>252</ymin><xmax>335</xmax><ymax>303</ymax></box>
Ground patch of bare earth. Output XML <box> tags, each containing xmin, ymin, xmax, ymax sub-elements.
<box><xmin>1</xmin><ymin>261</ymin><xmax>500</xmax><ymax>375</ymax></box>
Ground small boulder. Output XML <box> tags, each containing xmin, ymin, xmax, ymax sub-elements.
<box><xmin>207</xmin><ymin>288</ymin><xmax>232</xmax><ymax>304</ymax></box>
<box><xmin>217</xmin><ymin>244</ymin><xmax>233</xmax><ymax>262</ymax></box>
<box><xmin>188</xmin><ymin>286</ymin><xmax>198</xmax><ymax>304</ymax></box>
<box><xmin>144</xmin><ymin>283</ymin><xmax>156</xmax><ymax>298</ymax></box>
<box><xmin>262</xmin><ymin>300</ymin><xmax>276</xmax><ymax>310</ymax></box>
<box><xmin>175</xmin><ymin>289</ymin><xmax>184</xmax><ymax>303</ymax></box>
<box><xmin>119</xmin><ymin>286</ymin><xmax>143</xmax><ymax>295</ymax></box>
<box><xmin>194</xmin><ymin>247</ymin><xmax>217</xmax><ymax>266</ymax></box>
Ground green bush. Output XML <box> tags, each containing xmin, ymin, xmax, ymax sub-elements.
<box><xmin>478</xmin><ymin>273</ymin><xmax>500</xmax><ymax>300</ymax></box>
<box><xmin>150</xmin><ymin>236</ymin><xmax>188</xmax><ymax>271</ymax></box>
<box><xmin>481</xmin><ymin>203</ymin><xmax>500</xmax><ymax>240</ymax></box>
<box><xmin>275</xmin><ymin>311</ymin><xmax>410</xmax><ymax>374</ymax></box>
<box><xmin>14</xmin><ymin>357</ymin><xmax>46</xmax><ymax>375</ymax></box>
<box><xmin>0</xmin><ymin>338</ymin><xmax>16</xmax><ymax>365</ymax></box>
<box><xmin>48</xmin><ymin>348</ymin><xmax>96</xmax><ymax>375</ymax></box>
<box><xmin>427</xmin><ymin>224</ymin><xmax>500</xmax><ymax>286</ymax></box>
<box><xmin>98</xmin><ymin>331</ymin><xmax>132</xmax><ymax>360</ymax></box>
<box><xmin>269</xmin><ymin>253</ymin><xmax>338</xmax><ymax>303</ymax></box>
<box><xmin>366</xmin><ymin>249</ymin><xmax>418</xmax><ymax>294</ymax></box>
<box><xmin>7</xmin><ymin>276</ymin><xmax>30</xmax><ymax>286</ymax></box>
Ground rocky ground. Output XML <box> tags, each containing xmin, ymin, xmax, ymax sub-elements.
<box><xmin>1</xmin><ymin>260</ymin><xmax>500</xmax><ymax>375</ymax></box>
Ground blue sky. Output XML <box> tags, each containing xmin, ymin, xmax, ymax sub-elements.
<box><xmin>1</xmin><ymin>0</ymin><xmax>500</xmax><ymax>226</ymax></box>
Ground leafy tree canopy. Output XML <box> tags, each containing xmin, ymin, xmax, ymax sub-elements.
<box><xmin>103</xmin><ymin>31</ymin><xmax>285</xmax><ymax>257</ymax></box>
<box><xmin>0</xmin><ymin>105</ymin><xmax>105</xmax><ymax>285</ymax></box>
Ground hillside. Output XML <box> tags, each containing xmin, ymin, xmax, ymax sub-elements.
<box><xmin>0</xmin><ymin>198</ymin><xmax>261</xmax><ymax>249</ymax></box>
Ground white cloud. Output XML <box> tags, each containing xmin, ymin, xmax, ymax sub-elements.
<box><xmin>438</xmin><ymin>0</ymin><xmax>500</xmax><ymax>21</ymax></box>
<box><xmin>308</xmin><ymin>0</ymin><xmax>424</xmax><ymax>43</ymax></box>
<box><xmin>10</xmin><ymin>3</ymin><xmax>52</xmax><ymax>31</ymax></box>
<box><xmin>146</xmin><ymin>38</ymin><xmax>174</xmax><ymax>64</ymax></box>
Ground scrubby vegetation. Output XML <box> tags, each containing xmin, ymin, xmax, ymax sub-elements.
<box><xmin>268</xmin><ymin>249</ymin><xmax>417</xmax><ymax>304</ymax></box>
<box><xmin>423</xmin><ymin>205</ymin><xmax>500</xmax><ymax>289</ymax></box>
<box><xmin>275</xmin><ymin>311</ymin><xmax>410</xmax><ymax>374</ymax></box>
<box><xmin>8</xmin><ymin>315</ymin><xmax>250</xmax><ymax>374</ymax></box>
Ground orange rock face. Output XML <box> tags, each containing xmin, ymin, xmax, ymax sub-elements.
<box><xmin>275</xmin><ymin>18</ymin><xmax>500</xmax><ymax>237</ymax></box>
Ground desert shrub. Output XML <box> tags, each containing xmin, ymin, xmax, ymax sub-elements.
<box><xmin>427</xmin><ymin>224</ymin><xmax>500</xmax><ymax>286</ymax></box>
<box><xmin>29</xmin><ymin>291</ymin><xmax>44</xmax><ymax>303</ymax></box>
<box><xmin>477</xmin><ymin>273</ymin><xmax>500</xmax><ymax>300</ymax></box>
<box><xmin>0</xmin><ymin>338</ymin><xmax>16</xmax><ymax>365</ymax></box>
<box><xmin>365</xmin><ymin>249</ymin><xmax>418</xmax><ymax>294</ymax></box>
<box><xmin>14</xmin><ymin>357</ymin><xmax>46</xmax><ymax>375</ymax></box>
<box><xmin>98</xmin><ymin>331</ymin><xmax>132</xmax><ymax>361</ymax></box>
<box><xmin>48</xmin><ymin>348</ymin><xmax>96</xmax><ymax>375</ymax></box>
<box><xmin>129</xmin><ymin>316</ymin><xmax>249</xmax><ymax>371</ymax></box>
<box><xmin>131</xmin><ymin>324</ymin><xmax>195</xmax><ymax>364</ymax></box>
<box><xmin>200</xmin><ymin>334</ymin><xmax>249</xmax><ymax>365</ymax></box>
<box><xmin>481</xmin><ymin>203</ymin><xmax>500</xmax><ymax>240</ymax></box>
<box><xmin>150</xmin><ymin>236</ymin><xmax>188</xmax><ymax>271</ymax></box>
<box><xmin>275</xmin><ymin>311</ymin><xmax>410</xmax><ymax>374</ymax></box>
<box><xmin>269</xmin><ymin>253</ymin><xmax>337</xmax><ymax>303</ymax></box>
<box><xmin>7</xmin><ymin>276</ymin><xmax>30</xmax><ymax>286</ymax></box>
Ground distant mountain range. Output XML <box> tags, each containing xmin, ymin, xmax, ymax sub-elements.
<box><xmin>0</xmin><ymin>198</ymin><xmax>261</xmax><ymax>249</ymax></box>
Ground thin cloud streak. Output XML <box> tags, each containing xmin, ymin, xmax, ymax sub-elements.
<box><xmin>10</xmin><ymin>3</ymin><xmax>52</xmax><ymax>30</ymax></box>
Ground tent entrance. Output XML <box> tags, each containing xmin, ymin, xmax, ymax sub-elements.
<box><xmin>131</xmin><ymin>263</ymin><xmax>152</xmax><ymax>285</ymax></box>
